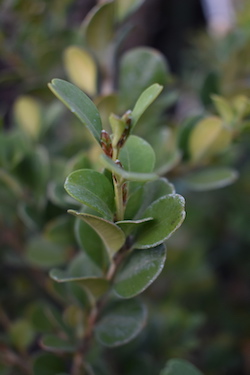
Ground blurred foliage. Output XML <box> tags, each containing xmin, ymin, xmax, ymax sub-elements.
<box><xmin>0</xmin><ymin>1</ymin><xmax>250</xmax><ymax>375</ymax></box>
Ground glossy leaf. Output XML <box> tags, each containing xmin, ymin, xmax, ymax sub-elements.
<box><xmin>48</xmin><ymin>79</ymin><xmax>102</xmax><ymax>143</ymax></box>
<box><xmin>184</xmin><ymin>167</ymin><xmax>238</xmax><ymax>191</ymax></box>
<box><xmin>160</xmin><ymin>359</ymin><xmax>203</xmax><ymax>375</ymax></box>
<box><xmin>134</xmin><ymin>178</ymin><xmax>175</xmax><ymax>219</ymax></box>
<box><xmin>100</xmin><ymin>154</ymin><xmax>157</xmax><ymax>182</ymax></box>
<box><xmin>135</xmin><ymin>194</ymin><xmax>186</xmax><ymax>249</ymax></box>
<box><xmin>64</xmin><ymin>169</ymin><xmax>114</xmax><ymax>220</ymax></box>
<box><xmin>75</xmin><ymin>214</ymin><xmax>109</xmax><ymax>271</ymax></box>
<box><xmin>13</xmin><ymin>95</ymin><xmax>41</xmax><ymax>140</ymax></box>
<box><xmin>68</xmin><ymin>210</ymin><xmax>125</xmax><ymax>256</ymax></box>
<box><xmin>95</xmin><ymin>299</ymin><xmax>147</xmax><ymax>347</ymax></box>
<box><xmin>119</xmin><ymin>135</ymin><xmax>155</xmax><ymax>173</ymax></box>
<box><xmin>116</xmin><ymin>217</ymin><xmax>153</xmax><ymax>236</ymax></box>
<box><xmin>63</xmin><ymin>46</ymin><xmax>97</xmax><ymax>96</ymax></box>
<box><xmin>119</xmin><ymin>47</ymin><xmax>169</xmax><ymax>111</ymax></box>
<box><xmin>33</xmin><ymin>353</ymin><xmax>66</xmax><ymax>375</ymax></box>
<box><xmin>41</xmin><ymin>335</ymin><xmax>77</xmax><ymax>353</ymax></box>
<box><xmin>131</xmin><ymin>84</ymin><xmax>163</xmax><ymax>129</ymax></box>
<box><xmin>114</xmin><ymin>244</ymin><xmax>166</xmax><ymax>298</ymax></box>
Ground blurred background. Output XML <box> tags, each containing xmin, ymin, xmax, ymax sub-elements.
<box><xmin>0</xmin><ymin>1</ymin><xmax>250</xmax><ymax>375</ymax></box>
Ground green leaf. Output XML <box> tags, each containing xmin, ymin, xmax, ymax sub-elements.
<box><xmin>160</xmin><ymin>359</ymin><xmax>203</xmax><ymax>375</ymax></box>
<box><xmin>100</xmin><ymin>154</ymin><xmax>157</xmax><ymax>182</ymax></box>
<box><xmin>116</xmin><ymin>217</ymin><xmax>153</xmax><ymax>236</ymax></box>
<box><xmin>95</xmin><ymin>299</ymin><xmax>147</xmax><ymax>347</ymax></box>
<box><xmin>75</xmin><ymin>213</ymin><xmax>109</xmax><ymax>271</ymax></box>
<box><xmin>50</xmin><ymin>253</ymin><xmax>109</xmax><ymax>297</ymax></box>
<box><xmin>116</xmin><ymin>0</ymin><xmax>146</xmax><ymax>21</ymax></box>
<box><xmin>211</xmin><ymin>95</ymin><xmax>234</xmax><ymax>124</ymax></box>
<box><xmin>135</xmin><ymin>194</ymin><xmax>185</xmax><ymax>249</ymax></box>
<box><xmin>9</xmin><ymin>319</ymin><xmax>35</xmax><ymax>351</ymax></box>
<box><xmin>26</xmin><ymin>236</ymin><xmax>69</xmax><ymax>268</ymax></box>
<box><xmin>33</xmin><ymin>353</ymin><xmax>66</xmax><ymax>375</ymax></box>
<box><xmin>63</xmin><ymin>46</ymin><xmax>97</xmax><ymax>96</ymax></box>
<box><xmin>41</xmin><ymin>335</ymin><xmax>77</xmax><ymax>353</ymax></box>
<box><xmin>48</xmin><ymin>182</ymin><xmax>78</xmax><ymax>209</ymax></box>
<box><xmin>96</xmin><ymin>94</ymin><xmax>118</xmax><ymax>132</ymax></box>
<box><xmin>131</xmin><ymin>84</ymin><xmax>163</xmax><ymax>129</ymax></box>
<box><xmin>184</xmin><ymin>167</ymin><xmax>238</xmax><ymax>191</ymax></box>
<box><xmin>134</xmin><ymin>178</ymin><xmax>175</xmax><ymax>219</ymax></box>
<box><xmin>119</xmin><ymin>47</ymin><xmax>169</xmax><ymax>111</ymax></box>
<box><xmin>68</xmin><ymin>211</ymin><xmax>125</xmax><ymax>256</ymax></box>
<box><xmin>48</xmin><ymin>79</ymin><xmax>102</xmax><ymax>143</ymax></box>
<box><xmin>119</xmin><ymin>135</ymin><xmax>155</xmax><ymax>173</ymax></box>
<box><xmin>44</xmin><ymin>215</ymin><xmax>75</xmax><ymax>246</ymax></box>
<box><xmin>83</xmin><ymin>1</ymin><xmax>114</xmax><ymax>56</ymax></box>
<box><xmin>64</xmin><ymin>169</ymin><xmax>114</xmax><ymax>220</ymax></box>
<box><xmin>189</xmin><ymin>116</ymin><xmax>232</xmax><ymax>162</ymax></box>
<box><xmin>114</xmin><ymin>244</ymin><xmax>166</xmax><ymax>298</ymax></box>
<box><xmin>13</xmin><ymin>95</ymin><xmax>42</xmax><ymax>140</ymax></box>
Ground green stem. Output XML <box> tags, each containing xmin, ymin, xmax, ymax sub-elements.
<box><xmin>114</xmin><ymin>177</ymin><xmax>124</xmax><ymax>221</ymax></box>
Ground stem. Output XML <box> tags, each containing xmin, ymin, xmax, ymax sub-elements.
<box><xmin>113</xmin><ymin>178</ymin><xmax>124</xmax><ymax>221</ymax></box>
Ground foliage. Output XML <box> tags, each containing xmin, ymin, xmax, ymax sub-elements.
<box><xmin>0</xmin><ymin>1</ymin><xmax>250</xmax><ymax>375</ymax></box>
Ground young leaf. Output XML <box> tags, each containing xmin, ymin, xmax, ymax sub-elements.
<box><xmin>100</xmin><ymin>154</ymin><xmax>157</xmax><ymax>182</ymax></box>
<box><xmin>184</xmin><ymin>167</ymin><xmax>238</xmax><ymax>191</ymax></box>
<box><xmin>189</xmin><ymin>116</ymin><xmax>232</xmax><ymax>161</ymax></box>
<box><xmin>13</xmin><ymin>95</ymin><xmax>41</xmax><ymax>140</ymax></box>
<box><xmin>134</xmin><ymin>194</ymin><xmax>185</xmax><ymax>249</ymax></box>
<box><xmin>160</xmin><ymin>358</ymin><xmax>203</xmax><ymax>375</ymax></box>
<box><xmin>119</xmin><ymin>135</ymin><xmax>156</xmax><ymax>173</ymax></box>
<box><xmin>64</xmin><ymin>169</ymin><xmax>114</xmax><ymax>220</ymax></box>
<box><xmin>113</xmin><ymin>244</ymin><xmax>166</xmax><ymax>298</ymax></box>
<box><xmin>69</xmin><ymin>211</ymin><xmax>125</xmax><ymax>256</ymax></box>
<box><xmin>63</xmin><ymin>46</ymin><xmax>97</xmax><ymax>96</ymax></box>
<box><xmin>95</xmin><ymin>299</ymin><xmax>147</xmax><ymax>347</ymax></box>
<box><xmin>131</xmin><ymin>84</ymin><xmax>163</xmax><ymax>129</ymax></box>
<box><xmin>48</xmin><ymin>79</ymin><xmax>102</xmax><ymax>143</ymax></box>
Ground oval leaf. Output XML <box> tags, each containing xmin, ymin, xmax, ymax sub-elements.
<box><xmin>135</xmin><ymin>194</ymin><xmax>185</xmax><ymax>249</ymax></box>
<box><xmin>100</xmin><ymin>154</ymin><xmax>157</xmax><ymax>182</ymax></box>
<box><xmin>64</xmin><ymin>169</ymin><xmax>114</xmax><ymax>220</ymax></box>
<box><xmin>184</xmin><ymin>167</ymin><xmax>238</xmax><ymax>191</ymax></box>
<box><xmin>13</xmin><ymin>95</ymin><xmax>41</xmax><ymax>140</ymax></box>
<box><xmin>63</xmin><ymin>46</ymin><xmax>97</xmax><ymax>96</ymax></box>
<box><xmin>95</xmin><ymin>299</ymin><xmax>147</xmax><ymax>347</ymax></box>
<box><xmin>131</xmin><ymin>84</ymin><xmax>163</xmax><ymax>129</ymax></box>
<box><xmin>41</xmin><ymin>335</ymin><xmax>77</xmax><ymax>353</ymax></box>
<box><xmin>75</xmin><ymin>216</ymin><xmax>109</xmax><ymax>271</ymax></box>
<box><xmin>160</xmin><ymin>359</ymin><xmax>203</xmax><ymax>375</ymax></box>
<box><xmin>119</xmin><ymin>47</ymin><xmax>169</xmax><ymax>111</ymax></box>
<box><xmin>48</xmin><ymin>79</ymin><xmax>102</xmax><ymax>143</ymax></box>
<box><xmin>69</xmin><ymin>210</ymin><xmax>125</xmax><ymax>256</ymax></box>
<box><xmin>119</xmin><ymin>135</ymin><xmax>156</xmax><ymax>173</ymax></box>
<box><xmin>114</xmin><ymin>244</ymin><xmax>166</xmax><ymax>298</ymax></box>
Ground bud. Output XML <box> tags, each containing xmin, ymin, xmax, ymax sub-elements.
<box><xmin>100</xmin><ymin>130</ymin><xmax>113</xmax><ymax>158</ymax></box>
